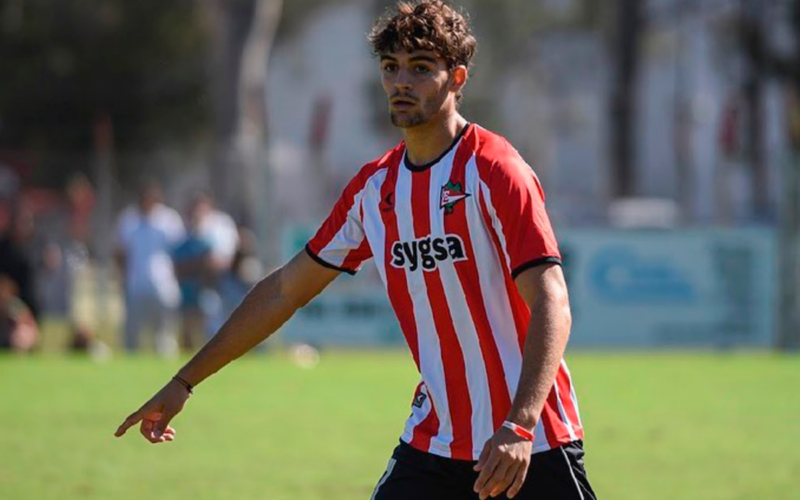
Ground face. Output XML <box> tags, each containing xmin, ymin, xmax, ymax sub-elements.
<box><xmin>380</xmin><ymin>50</ymin><xmax>464</xmax><ymax>129</ymax></box>
<box><xmin>138</xmin><ymin>186</ymin><xmax>162</xmax><ymax>213</ymax></box>
<box><xmin>188</xmin><ymin>197</ymin><xmax>211</xmax><ymax>230</ymax></box>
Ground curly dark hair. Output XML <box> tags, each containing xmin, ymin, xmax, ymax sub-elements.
<box><xmin>368</xmin><ymin>1</ymin><xmax>477</xmax><ymax>71</ymax></box>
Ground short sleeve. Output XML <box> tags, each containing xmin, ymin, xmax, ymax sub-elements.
<box><xmin>164</xmin><ymin>208</ymin><xmax>186</xmax><ymax>246</ymax></box>
<box><xmin>480</xmin><ymin>152</ymin><xmax>561</xmax><ymax>279</ymax></box>
<box><xmin>306</xmin><ymin>170</ymin><xmax>375</xmax><ymax>275</ymax></box>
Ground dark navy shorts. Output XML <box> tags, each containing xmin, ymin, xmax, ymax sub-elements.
<box><xmin>370</xmin><ymin>440</ymin><xmax>597</xmax><ymax>500</ymax></box>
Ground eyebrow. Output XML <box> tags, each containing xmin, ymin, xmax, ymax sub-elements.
<box><xmin>409</xmin><ymin>55</ymin><xmax>437</xmax><ymax>64</ymax></box>
<box><xmin>379</xmin><ymin>54</ymin><xmax>438</xmax><ymax>64</ymax></box>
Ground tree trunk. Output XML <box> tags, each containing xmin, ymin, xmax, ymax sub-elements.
<box><xmin>610</xmin><ymin>0</ymin><xmax>643</xmax><ymax>199</ymax></box>
<box><xmin>741</xmin><ymin>0</ymin><xmax>770</xmax><ymax>220</ymax></box>
<box><xmin>203</xmin><ymin>0</ymin><xmax>282</xmax><ymax>264</ymax></box>
<box><xmin>235</xmin><ymin>0</ymin><xmax>283</xmax><ymax>264</ymax></box>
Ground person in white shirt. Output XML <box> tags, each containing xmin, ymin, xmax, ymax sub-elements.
<box><xmin>115</xmin><ymin>182</ymin><xmax>185</xmax><ymax>356</ymax></box>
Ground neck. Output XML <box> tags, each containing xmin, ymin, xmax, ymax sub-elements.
<box><xmin>401</xmin><ymin>112</ymin><xmax>468</xmax><ymax>166</ymax></box>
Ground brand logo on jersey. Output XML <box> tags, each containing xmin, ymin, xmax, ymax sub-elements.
<box><xmin>412</xmin><ymin>392</ymin><xmax>427</xmax><ymax>408</ymax></box>
<box><xmin>380</xmin><ymin>192</ymin><xmax>394</xmax><ymax>212</ymax></box>
<box><xmin>391</xmin><ymin>234</ymin><xmax>467</xmax><ymax>272</ymax></box>
<box><xmin>440</xmin><ymin>181</ymin><xmax>470</xmax><ymax>214</ymax></box>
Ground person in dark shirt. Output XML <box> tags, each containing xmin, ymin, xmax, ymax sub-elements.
<box><xmin>0</xmin><ymin>275</ymin><xmax>38</xmax><ymax>351</ymax></box>
<box><xmin>0</xmin><ymin>203</ymin><xmax>39</xmax><ymax>320</ymax></box>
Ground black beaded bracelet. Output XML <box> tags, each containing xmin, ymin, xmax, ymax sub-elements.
<box><xmin>172</xmin><ymin>375</ymin><xmax>194</xmax><ymax>395</ymax></box>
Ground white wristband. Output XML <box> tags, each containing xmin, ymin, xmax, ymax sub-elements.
<box><xmin>501</xmin><ymin>420</ymin><xmax>535</xmax><ymax>441</ymax></box>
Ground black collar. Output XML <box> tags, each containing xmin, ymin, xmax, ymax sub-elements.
<box><xmin>404</xmin><ymin>123</ymin><xmax>471</xmax><ymax>172</ymax></box>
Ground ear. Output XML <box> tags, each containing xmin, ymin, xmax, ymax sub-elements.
<box><xmin>449</xmin><ymin>65</ymin><xmax>468</xmax><ymax>92</ymax></box>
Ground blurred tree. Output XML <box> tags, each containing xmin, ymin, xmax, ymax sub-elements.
<box><xmin>0</xmin><ymin>0</ymin><xmax>209</xmax><ymax>187</ymax></box>
<box><xmin>609</xmin><ymin>0</ymin><xmax>643</xmax><ymax>199</ymax></box>
<box><xmin>739</xmin><ymin>0</ymin><xmax>770</xmax><ymax>220</ymax></box>
<box><xmin>200</xmin><ymin>0</ymin><xmax>283</xmax><ymax>266</ymax></box>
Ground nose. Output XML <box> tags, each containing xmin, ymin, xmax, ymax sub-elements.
<box><xmin>394</xmin><ymin>68</ymin><xmax>413</xmax><ymax>92</ymax></box>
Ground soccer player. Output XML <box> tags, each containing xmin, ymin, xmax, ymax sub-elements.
<box><xmin>114</xmin><ymin>2</ymin><xmax>596</xmax><ymax>498</ymax></box>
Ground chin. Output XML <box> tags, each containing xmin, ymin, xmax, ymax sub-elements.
<box><xmin>390</xmin><ymin>112</ymin><xmax>428</xmax><ymax>128</ymax></box>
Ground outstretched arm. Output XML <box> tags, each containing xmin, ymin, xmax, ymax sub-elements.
<box><xmin>114</xmin><ymin>249</ymin><xmax>340</xmax><ymax>443</ymax></box>
<box><xmin>473</xmin><ymin>263</ymin><xmax>572</xmax><ymax>499</ymax></box>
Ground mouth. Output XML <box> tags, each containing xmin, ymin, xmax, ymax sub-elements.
<box><xmin>390</xmin><ymin>97</ymin><xmax>417</xmax><ymax>110</ymax></box>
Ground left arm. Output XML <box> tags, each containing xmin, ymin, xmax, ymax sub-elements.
<box><xmin>473</xmin><ymin>263</ymin><xmax>572</xmax><ymax>499</ymax></box>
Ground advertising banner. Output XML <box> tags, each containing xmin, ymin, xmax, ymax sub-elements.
<box><xmin>562</xmin><ymin>228</ymin><xmax>777</xmax><ymax>348</ymax></box>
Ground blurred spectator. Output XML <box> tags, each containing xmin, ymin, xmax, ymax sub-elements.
<box><xmin>115</xmin><ymin>181</ymin><xmax>184</xmax><ymax>356</ymax></box>
<box><xmin>0</xmin><ymin>202</ymin><xmax>40</xmax><ymax>319</ymax></box>
<box><xmin>0</xmin><ymin>275</ymin><xmax>39</xmax><ymax>352</ymax></box>
<box><xmin>172</xmin><ymin>195</ymin><xmax>214</xmax><ymax>350</ymax></box>
<box><xmin>38</xmin><ymin>174</ymin><xmax>92</xmax><ymax>328</ymax></box>
<box><xmin>175</xmin><ymin>190</ymin><xmax>238</xmax><ymax>339</ymax></box>
<box><xmin>65</xmin><ymin>173</ymin><xmax>96</xmax><ymax>247</ymax></box>
<box><xmin>217</xmin><ymin>224</ymin><xmax>264</xmax><ymax>349</ymax></box>
<box><xmin>219</xmin><ymin>225</ymin><xmax>263</xmax><ymax>319</ymax></box>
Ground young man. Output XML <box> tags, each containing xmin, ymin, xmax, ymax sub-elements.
<box><xmin>115</xmin><ymin>181</ymin><xmax>185</xmax><ymax>356</ymax></box>
<box><xmin>115</xmin><ymin>2</ymin><xmax>596</xmax><ymax>499</ymax></box>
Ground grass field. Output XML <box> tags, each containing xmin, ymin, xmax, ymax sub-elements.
<box><xmin>1</xmin><ymin>350</ymin><xmax>798</xmax><ymax>500</ymax></box>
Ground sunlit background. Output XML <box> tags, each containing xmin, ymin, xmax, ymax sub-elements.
<box><xmin>1</xmin><ymin>1</ymin><xmax>799</xmax><ymax>499</ymax></box>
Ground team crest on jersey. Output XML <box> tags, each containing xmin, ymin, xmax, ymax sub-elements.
<box><xmin>440</xmin><ymin>181</ymin><xmax>471</xmax><ymax>214</ymax></box>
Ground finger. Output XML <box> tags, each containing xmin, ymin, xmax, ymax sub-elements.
<box><xmin>474</xmin><ymin>441</ymin><xmax>492</xmax><ymax>471</ymax></box>
<box><xmin>115</xmin><ymin>411</ymin><xmax>143</xmax><ymax>437</ymax></box>
<box><xmin>480</xmin><ymin>459</ymin><xmax>512</xmax><ymax>499</ymax></box>
<box><xmin>139</xmin><ymin>412</ymin><xmax>164</xmax><ymax>443</ymax></box>
<box><xmin>153</xmin><ymin>430</ymin><xmax>174</xmax><ymax>444</ymax></box>
<box><xmin>489</xmin><ymin>461</ymin><xmax>519</xmax><ymax>498</ymax></box>
<box><xmin>506</xmin><ymin>463</ymin><xmax>529</xmax><ymax>499</ymax></box>
<box><xmin>152</xmin><ymin>409</ymin><xmax>177</xmax><ymax>439</ymax></box>
<box><xmin>140</xmin><ymin>419</ymin><xmax>158</xmax><ymax>443</ymax></box>
<box><xmin>161</xmin><ymin>427</ymin><xmax>176</xmax><ymax>439</ymax></box>
<box><xmin>474</xmin><ymin>451</ymin><xmax>500</xmax><ymax>494</ymax></box>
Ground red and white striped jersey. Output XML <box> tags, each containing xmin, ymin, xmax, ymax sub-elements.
<box><xmin>307</xmin><ymin>124</ymin><xmax>583</xmax><ymax>460</ymax></box>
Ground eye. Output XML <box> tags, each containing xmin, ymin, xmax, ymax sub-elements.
<box><xmin>414</xmin><ymin>65</ymin><xmax>431</xmax><ymax>74</ymax></box>
<box><xmin>382</xmin><ymin>63</ymin><xmax>397</xmax><ymax>73</ymax></box>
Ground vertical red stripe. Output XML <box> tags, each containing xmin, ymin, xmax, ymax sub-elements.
<box><xmin>411</xmin><ymin>168</ymin><xmax>473</xmax><ymax>460</ymax></box>
<box><xmin>473</xmin><ymin>129</ymin><xmax>573</xmax><ymax>449</ymax></box>
<box><xmin>540</xmin><ymin>387</ymin><xmax>571</xmax><ymax>447</ymax></box>
<box><xmin>473</xmin><ymin>133</ymin><xmax>530</xmax><ymax>350</ymax></box>
<box><xmin>479</xmin><ymin>185</ymin><xmax>572</xmax><ymax>447</ymax></box>
<box><xmin>477</xmin><ymin>186</ymin><xmax>530</xmax><ymax>351</ymax></box>
<box><xmin>379</xmin><ymin>152</ymin><xmax>421</xmax><ymax>370</ymax></box>
<box><xmin>410</xmin><ymin>383</ymin><xmax>440</xmax><ymax>451</ymax></box>
<box><xmin>556</xmin><ymin>364</ymin><xmax>583</xmax><ymax>436</ymax></box>
<box><xmin>444</xmin><ymin>136</ymin><xmax>512</xmax><ymax>430</ymax></box>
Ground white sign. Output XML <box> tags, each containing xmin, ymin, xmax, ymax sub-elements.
<box><xmin>561</xmin><ymin>228</ymin><xmax>777</xmax><ymax>347</ymax></box>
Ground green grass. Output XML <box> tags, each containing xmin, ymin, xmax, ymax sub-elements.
<box><xmin>1</xmin><ymin>351</ymin><xmax>799</xmax><ymax>500</ymax></box>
